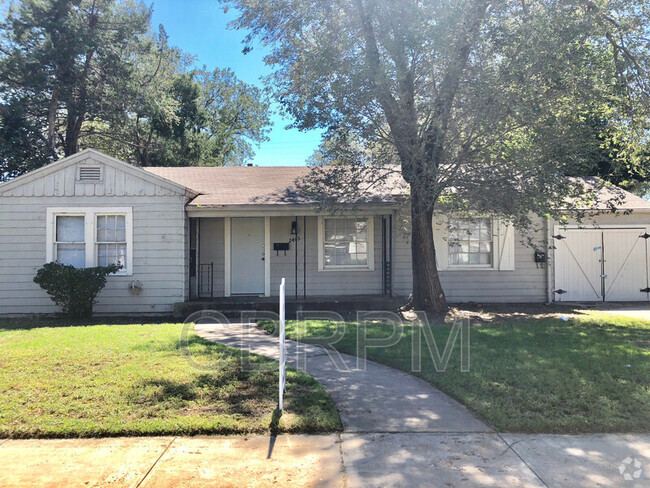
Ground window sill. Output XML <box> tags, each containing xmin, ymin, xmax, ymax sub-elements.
<box><xmin>110</xmin><ymin>270</ymin><xmax>133</xmax><ymax>277</ymax></box>
<box><xmin>318</xmin><ymin>266</ymin><xmax>375</xmax><ymax>272</ymax></box>
<box><xmin>446</xmin><ymin>265</ymin><xmax>496</xmax><ymax>271</ymax></box>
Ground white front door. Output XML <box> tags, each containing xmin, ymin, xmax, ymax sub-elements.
<box><xmin>231</xmin><ymin>217</ymin><xmax>266</xmax><ymax>295</ymax></box>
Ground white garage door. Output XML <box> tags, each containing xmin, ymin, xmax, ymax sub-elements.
<box><xmin>554</xmin><ymin>227</ymin><xmax>650</xmax><ymax>302</ymax></box>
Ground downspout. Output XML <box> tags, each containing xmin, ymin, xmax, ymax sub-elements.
<box><xmin>546</xmin><ymin>216</ymin><xmax>553</xmax><ymax>304</ymax></box>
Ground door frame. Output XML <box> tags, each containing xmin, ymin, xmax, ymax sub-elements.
<box><xmin>224</xmin><ymin>216</ymin><xmax>271</xmax><ymax>297</ymax></box>
<box><xmin>553</xmin><ymin>224</ymin><xmax>649</xmax><ymax>302</ymax></box>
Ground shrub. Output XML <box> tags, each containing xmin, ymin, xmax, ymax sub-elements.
<box><xmin>33</xmin><ymin>262</ymin><xmax>121</xmax><ymax>318</ymax></box>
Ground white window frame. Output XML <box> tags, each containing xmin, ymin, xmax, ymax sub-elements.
<box><xmin>434</xmin><ymin>215</ymin><xmax>515</xmax><ymax>272</ymax></box>
<box><xmin>317</xmin><ymin>216</ymin><xmax>375</xmax><ymax>272</ymax></box>
<box><xmin>447</xmin><ymin>217</ymin><xmax>494</xmax><ymax>270</ymax></box>
<box><xmin>46</xmin><ymin>207</ymin><xmax>133</xmax><ymax>275</ymax></box>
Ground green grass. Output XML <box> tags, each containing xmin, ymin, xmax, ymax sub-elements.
<box><xmin>261</xmin><ymin>311</ymin><xmax>650</xmax><ymax>433</ymax></box>
<box><xmin>0</xmin><ymin>319</ymin><xmax>340</xmax><ymax>438</ymax></box>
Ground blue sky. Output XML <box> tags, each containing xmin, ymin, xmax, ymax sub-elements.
<box><xmin>150</xmin><ymin>0</ymin><xmax>323</xmax><ymax>166</ymax></box>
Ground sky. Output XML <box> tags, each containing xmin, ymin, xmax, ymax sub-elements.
<box><xmin>150</xmin><ymin>0</ymin><xmax>323</xmax><ymax>167</ymax></box>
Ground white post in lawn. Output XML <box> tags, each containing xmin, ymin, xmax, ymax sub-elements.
<box><xmin>278</xmin><ymin>277</ymin><xmax>287</xmax><ymax>411</ymax></box>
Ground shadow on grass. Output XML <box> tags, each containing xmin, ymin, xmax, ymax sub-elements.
<box><xmin>0</xmin><ymin>315</ymin><xmax>175</xmax><ymax>331</ymax></box>
<box><xmin>126</xmin><ymin>369</ymin><xmax>281</xmax><ymax>418</ymax></box>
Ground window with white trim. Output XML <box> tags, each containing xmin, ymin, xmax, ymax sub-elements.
<box><xmin>55</xmin><ymin>215</ymin><xmax>86</xmax><ymax>268</ymax></box>
<box><xmin>96</xmin><ymin>215</ymin><xmax>127</xmax><ymax>268</ymax></box>
<box><xmin>448</xmin><ymin>218</ymin><xmax>493</xmax><ymax>266</ymax></box>
<box><xmin>318</xmin><ymin>216</ymin><xmax>375</xmax><ymax>271</ymax></box>
<box><xmin>46</xmin><ymin>208</ymin><xmax>133</xmax><ymax>274</ymax></box>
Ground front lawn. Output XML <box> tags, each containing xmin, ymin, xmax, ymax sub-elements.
<box><xmin>261</xmin><ymin>310</ymin><xmax>650</xmax><ymax>433</ymax></box>
<box><xmin>0</xmin><ymin>320</ymin><xmax>340</xmax><ymax>438</ymax></box>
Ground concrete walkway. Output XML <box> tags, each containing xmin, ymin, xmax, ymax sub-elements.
<box><xmin>195</xmin><ymin>322</ymin><xmax>489</xmax><ymax>433</ymax></box>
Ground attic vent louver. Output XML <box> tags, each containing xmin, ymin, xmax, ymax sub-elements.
<box><xmin>78</xmin><ymin>166</ymin><xmax>102</xmax><ymax>181</ymax></box>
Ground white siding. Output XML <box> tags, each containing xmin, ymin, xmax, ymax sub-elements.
<box><xmin>393</xmin><ymin>220</ymin><xmax>548</xmax><ymax>303</ymax></box>
<box><xmin>0</xmin><ymin>163</ymin><xmax>189</xmax><ymax>315</ymax></box>
<box><xmin>197</xmin><ymin>215</ymin><xmax>386</xmax><ymax>298</ymax></box>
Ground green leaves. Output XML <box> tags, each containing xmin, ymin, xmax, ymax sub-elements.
<box><xmin>33</xmin><ymin>262</ymin><xmax>121</xmax><ymax>318</ymax></box>
<box><xmin>0</xmin><ymin>0</ymin><xmax>272</xmax><ymax>174</ymax></box>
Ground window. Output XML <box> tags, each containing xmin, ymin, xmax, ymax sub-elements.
<box><xmin>448</xmin><ymin>218</ymin><xmax>493</xmax><ymax>266</ymax></box>
<box><xmin>46</xmin><ymin>208</ymin><xmax>132</xmax><ymax>274</ymax></box>
<box><xmin>55</xmin><ymin>215</ymin><xmax>85</xmax><ymax>267</ymax></box>
<box><xmin>318</xmin><ymin>216</ymin><xmax>375</xmax><ymax>271</ymax></box>
<box><xmin>96</xmin><ymin>215</ymin><xmax>127</xmax><ymax>268</ymax></box>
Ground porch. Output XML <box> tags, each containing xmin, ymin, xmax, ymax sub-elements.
<box><xmin>173</xmin><ymin>294</ymin><xmax>407</xmax><ymax>319</ymax></box>
<box><xmin>187</xmin><ymin>212</ymin><xmax>400</xmax><ymax>303</ymax></box>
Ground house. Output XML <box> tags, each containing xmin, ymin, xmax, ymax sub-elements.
<box><xmin>1</xmin><ymin>149</ymin><xmax>650</xmax><ymax>316</ymax></box>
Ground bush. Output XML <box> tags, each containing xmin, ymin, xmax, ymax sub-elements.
<box><xmin>33</xmin><ymin>262</ymin><xmax>121</xmax><ymax>318</ymax></box>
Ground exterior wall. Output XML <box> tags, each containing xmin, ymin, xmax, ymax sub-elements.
<box><xmin>0</xmin><ymin>163</ymin><xmax>188</xmax><ymax>315</ymax></box>
<box><xmin>393</xmin><ymin>219</ymin><xmax>548</xmax><ymax>303</ymax></box>
<box><xmin>270</xmin><ymin>217</ymin><xmax>302</xmax><ymax>297</ymax></box>
<box><xmin>300</xmin><ymin>215</ymin><xmax>384</xmax><ymax>296</ymax></box>
<box><xmin>197</xmin><ymin>218</ymin><xmax>225</xmax><ymax>298</ymax></box>
<box><xmin>197</xmin><ymin>215</ymin><xmax>386</xmax><ymax>298</ymax></box>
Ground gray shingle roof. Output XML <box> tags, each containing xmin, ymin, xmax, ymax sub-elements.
<box><xmin>144</xmin><ymin>166</ymin><xmax>314</xmax><ymax>207</ymax></box>
<box><xmin>144</xmin><ymin>166</ymin><xmax>650</xmax><ymax>211</ymax></box>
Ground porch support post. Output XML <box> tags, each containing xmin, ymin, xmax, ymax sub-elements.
<box><xmin>224</xmin><ymin>217</ymin><xmax>231</xmax><ymax>297</ymax></box>
<box><xmin>265</xmin><ymin>216</ymin><xmax>271</xmax><ymax>296</ymax></box>
<box><xmin>303</xmin><ymin>216</ymin><xmax>307</xmax><ymax>299</ymax></box>
<box><xmin>195</xmin><ymin>218</ymin><xmax>200</xmax><ymax>299</ymax></box>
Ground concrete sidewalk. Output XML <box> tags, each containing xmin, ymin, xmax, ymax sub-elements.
<box><xmin>0</xmin><ymin>433</ymin><xmax>648</xmax><ymax>487</ymax></box>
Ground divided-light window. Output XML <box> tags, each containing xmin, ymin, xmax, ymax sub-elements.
<box><xmin>318</xmin><ymin>216</ymin><xmax>375</xmax><ymax>271</ymax></box>
<box><xmin>47</xmin><ymin>208</ymin><xmax>132</xmax><ymax>274</ymax></box>
<box><xmin>448</xmin><ymin>218</ymin><xmax>493</xmax><ymax>266</ymax></box>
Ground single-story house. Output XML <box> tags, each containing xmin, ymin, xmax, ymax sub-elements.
<box><xmin>1</xmin><ymin>149</ymin><xmax>650</xmax><ymax>316</ymax></box>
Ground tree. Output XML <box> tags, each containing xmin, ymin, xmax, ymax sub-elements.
<box><xmin>89</xmin><ymin>66</ymin><xmax>272</xmax><ymax>167</ymax></box>
<box><xmin>225</xmin><ymin>0</ymin><xmax>650</xmax><ymax>314</ymax></box>
<box><xmin>0</xmin><ymin>0</ymin><xmax>272</xmax><ymax>176</ymax></box>
<box><xmin>0</xmin><ymin>0</ymin><xmax>152</xmax><ymax>160</ymax></box>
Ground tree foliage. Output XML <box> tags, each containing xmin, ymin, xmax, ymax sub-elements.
<box><xmin>0</xmin><ymin>0</ymin><xmax>271</xmax><ymax>179</ymax></box>
<box><xmin>226</xmin><ymin>0</ymin><xmax>650</xmax><ymax>312</ymax></box>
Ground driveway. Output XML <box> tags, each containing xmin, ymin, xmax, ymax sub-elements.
<box><xmin>586</xmin><ymin>305</ymin><xmax>650</xmax><ymax>321</ymax></box>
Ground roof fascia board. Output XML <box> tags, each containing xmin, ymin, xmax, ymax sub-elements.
<box><xmin>186</xmin><ymin>204</ymin><xmax>398</xmax><ymax>218</ymax></box>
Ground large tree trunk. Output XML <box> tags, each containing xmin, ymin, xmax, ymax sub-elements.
<box><xmin>63</xmin><ymin>112</ymin><xmax>83</xmax><ymax>156</ymax></box>
<box><xmin>47</xmin><ymin>88</ymin><xmax>59</xmax><ymax>157</ymax></box>
<box><xmin>410</xmin><ymin>184</ymin><xmax>447</xmax><ymax>315</ymax></box>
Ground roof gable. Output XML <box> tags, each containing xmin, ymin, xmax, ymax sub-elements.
<box><xmin>0</xmin><ymin>149</ymin><xmax>190</xmax><ymax>198</ymax></box>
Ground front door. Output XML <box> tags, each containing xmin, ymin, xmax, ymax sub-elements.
<box><xmin>231</xmin><ymin>217</ymin><xmax>265</xmax><ymax>295</ymax></box>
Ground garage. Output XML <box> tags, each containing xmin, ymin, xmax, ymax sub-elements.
<box><xmin>553</xmin><ymin>226</ymin><xmax>650</xmax><ymax>302</ymax></box>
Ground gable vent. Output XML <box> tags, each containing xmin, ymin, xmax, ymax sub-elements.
<box><xmin>78</xmin><ymin>166</ymin><xmax>102</xmax><ymax>181</ymax></box>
